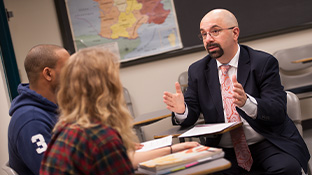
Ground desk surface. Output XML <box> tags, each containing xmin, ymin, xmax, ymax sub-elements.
<box><xmin>136</xmin><ymin>158</ymin><xmax>231</xmax><ymax>175</ymax></box>
<box><xmin>133</xmin><ymin>109</ymin><xmax>171</xmax><ymax>127</ymax></box>
<box><xmin>291</xmin><ymin>57</ymin><xmax>312</xmax><ymax>63</ymax></box>
<box><xmin>154</xmin><ymin>122</ymin><xmax>243</xmax><ymax>139</ymax></box>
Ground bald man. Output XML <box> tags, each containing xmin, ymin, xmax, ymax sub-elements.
<box><xmin>163</xmin><ymin>9</ymin><xmax>310</xmax><ymax>174</ymax></box>
<box><xmin>8</xmin><ymin>44</ymin><xmax>70</xmax><ymax>175</ymax></box>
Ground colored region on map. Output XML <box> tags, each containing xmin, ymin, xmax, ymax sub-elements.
<box><xmin>66</xmin><ymin>0</ymin><xmax>182</xmax><ymax>62</ymax></box>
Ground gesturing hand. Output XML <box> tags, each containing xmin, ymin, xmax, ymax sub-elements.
<box><xmin>163</xmin><ymin>82</ymin><xmax>186</xmax><ymax>114</ymax></box>
<box><xmin>232</xmin><ymin>75</ymin><xmax>247</xmax><ymax>107</ymax></box>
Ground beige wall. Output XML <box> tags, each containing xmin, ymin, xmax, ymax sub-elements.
<box><xmin>4</xmin><ymin>0</ymin><xmax>63</xmax><ymax>83</ymax></box>
<box><xmin>1</xmin><ymin>0</ymin><xmax>312</xmax><ymax>171</ymax></box>
<box><xmin>0</xmin><ymin>54</ymin><xmax>12</xmax><ymax>172</ymax></box>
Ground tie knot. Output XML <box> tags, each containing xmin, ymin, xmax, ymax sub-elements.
<box><xmin>220</xmin><ymin>65</ymin><xmax>231</xmax><ymax>75</ymax></box>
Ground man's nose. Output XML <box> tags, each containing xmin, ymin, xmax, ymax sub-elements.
<box><xmin>205</xmin><ymin>33</ymin><xmax>215</xmax><ymax>42</ymax></box>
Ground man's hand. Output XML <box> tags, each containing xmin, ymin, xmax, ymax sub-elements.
<box><xmin>163</xmin><ymin>82</ymin><xmax>186</xmax><ymax>114</ymax></box>
<box><xmin>232</xmin><ymin>75</ymin><xmax>247</xmax><ymax>107</ymax></box>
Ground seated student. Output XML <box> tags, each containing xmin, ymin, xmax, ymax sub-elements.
<box><xmin>40</xmin><ymin>48</ymin><xmax>199</xmax><ymax>174</ymax></box>
<box><xmin>8</xmin><ymin>44</ymin><xmax>70</xmax><ymax>175</ymax></box>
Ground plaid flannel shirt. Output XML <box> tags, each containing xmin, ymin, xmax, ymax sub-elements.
<box><xmin>40</xmin><ymin>123</ymin><xmax>134</xmax><ymax>175</ymax></box>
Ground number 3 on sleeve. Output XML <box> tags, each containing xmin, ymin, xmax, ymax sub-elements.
<box><xmin>31</xmin><ymin>134</ymin><xmax>48</xmax><ymax>154</ymax></box>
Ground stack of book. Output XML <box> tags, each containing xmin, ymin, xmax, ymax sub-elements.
<box><xmin>138</xmin><ymin>145</ymin><xmax>224</xmax><ymax>174</ymax></box>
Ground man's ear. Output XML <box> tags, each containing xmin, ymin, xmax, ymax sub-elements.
<box><xmin>42</xmin><ymin>67</ymin><xmax>53</xmax><ymax>81</ymax></box>
<box><xmin>233</xmin><ymin>27</ymin><xmax>240</xmax><ymax>40</ymax></box>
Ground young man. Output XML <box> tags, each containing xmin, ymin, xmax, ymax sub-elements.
<box><xmin>163</xmin><ymin>9</ymin><xmax>310</xmax><ymax>174</ymax></box>
<box><xmin>8</xmin><ymin>44</ymin><xmax>70</xmax><ymax>175</ymax></box>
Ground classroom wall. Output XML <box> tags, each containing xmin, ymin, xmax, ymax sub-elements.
<box><xmin>4</xmin><ymin>0</ymin><xmax>312</xmax><ymax>117</ymax></box>
<box><xmin>1</xmin><ymin>0</ymin><xmax>312</xmax><ymax>171</ymax></box>
<box><xmin>0</xmin><ymin>54</ymin><xmax>12</xmax><ymax>172</ymax></box>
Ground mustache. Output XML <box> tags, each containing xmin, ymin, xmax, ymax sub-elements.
<box><xmin>206</xmin><ymin>43</ymin><xmax>221</xmax><ymax>48</ymax></box>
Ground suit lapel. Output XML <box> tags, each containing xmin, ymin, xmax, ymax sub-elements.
<box><xmin>237</xmin><ymin>46</ymin><xmax>250</xmax><ymax>88</ymax></box>
<box><xmin>205</xmin><ymin>58</ymin><xmax>224</xmax><ymax>121</ymax></box>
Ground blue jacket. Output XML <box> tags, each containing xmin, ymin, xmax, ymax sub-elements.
<box><xmin>8</xmin><ymin>83</ymin><xmax>58</xmax><ymax>175</ymax></box>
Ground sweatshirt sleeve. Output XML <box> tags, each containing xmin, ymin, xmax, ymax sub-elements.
<box><xmin>17</xmin><ymin>119</ymin><xmax>53</xmax><ymax>175</ymax></box>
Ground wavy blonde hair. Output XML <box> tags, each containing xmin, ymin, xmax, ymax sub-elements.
<box><xmin>55</xmin><ymin>47</ymin><xmax>137</xmax><ymax>152</ymax></box>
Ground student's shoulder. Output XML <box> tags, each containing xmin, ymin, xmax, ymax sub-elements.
<box><xmin>90</xmin><ymin>124</ymin><xmax>121</xmax><ymax>142</ymax></box>
<box><xmin>61</xmin><ymin>124</ymin><xmax>122</xmax><ymax>145</ymax></box>
<box><xmin>10</xmin><ymin>106</ymin><xmax>55</xmax><ymax>131</ymax></box>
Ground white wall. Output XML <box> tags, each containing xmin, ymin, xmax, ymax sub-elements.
<box><xmin>2</xmin><ymin>0</ymin><xmax>312</xmax><ymax>168</ymax></box>
<box><xmin>0</xmin><ymin>53</ymin><xmax>12</xmax><ymax>172</ymax></box>
<box><xmin>4</xmin><ymin>0</ymin><xmax>63</xmax><ymax>84</ymax></box>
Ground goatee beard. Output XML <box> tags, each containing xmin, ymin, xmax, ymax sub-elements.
<box><xmin>206</xmin><ymin>43</ymin><xmax>224</xmax><ymax>59</ymax></box>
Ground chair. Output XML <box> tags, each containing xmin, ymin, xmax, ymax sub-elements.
<box><xmin>178</xmin><ymin>71</ymin><xmax>188</xmax><ymax>94</ymax></box>
<box><xmin>273</xmin><ymin>44</ymin><xmax>312</xmax><ymax>99</ymax></box>
<box><xmin>123</xmin><ymin>87</ymin><xmax>135</xmax><ymax>118</ymax></box>
<box><xmin>250</xmin><ymin>91</ymin><xmax>309</xmax><ymax>175</ymax></box>
<box><xmin>287</xmin><ymin>89</ymin><xmax>312</xmax><ymax>174</ymax></box>
<box><xmin>140</xmin><ymin>117</ymin><xmax>179</xmax><ymax>143</ymax></box>
<box><xmin>178</xmin><ymin>71</ymin><xmax>204</xmax><ymax>120</ymax></box>
<box><xmin>2</xmin><ymin>162</ymin><xmax>18</xmax><ymax>175</ymax></box>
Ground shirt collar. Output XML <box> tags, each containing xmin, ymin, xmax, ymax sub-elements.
<box><xmin>217</xmin><ymin>44</ymin><xmax>240</xmax><ymax>68</ymax></box>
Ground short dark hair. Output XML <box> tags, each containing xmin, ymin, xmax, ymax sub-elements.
<box><xmin>24</xmin><ymin>44</ymin><xmax>64</xmax><ymax>84</ymax></box>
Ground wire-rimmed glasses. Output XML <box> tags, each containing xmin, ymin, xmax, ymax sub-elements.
<box><xmin>198</xmin><ymin>26</ymin><xmax>235</xmax><ymax>40</ymax></box>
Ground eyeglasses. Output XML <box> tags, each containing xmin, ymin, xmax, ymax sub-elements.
<box><xmin>198</xmin><ymin>26</ymin><xmax>235</xmax><ymax>40</ymax></box>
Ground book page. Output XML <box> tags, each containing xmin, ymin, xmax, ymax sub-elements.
<box><xmin>178</xmin><ymin>122</ymin><xmax>241</xmax><ymax>138</ymax></box>
<box><xmin>136</xmin><ymin>135</ymin><xmax>173</xmax><ymax>152</ymax></box>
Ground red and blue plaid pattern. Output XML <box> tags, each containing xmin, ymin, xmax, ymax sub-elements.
<box><xmin>40</xmin><ymin>123</ymin><xmax>134</xmax><ymax>175</ymax></box>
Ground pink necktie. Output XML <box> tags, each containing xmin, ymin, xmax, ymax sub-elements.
<box><xmin>220</xmin><ymin>65</ymin><xmax>253</xmax><ymax>171</ymax></box>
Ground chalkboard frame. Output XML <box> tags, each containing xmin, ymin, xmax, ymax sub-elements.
<box><xmin>54</xmin><ymin>0</ymin><xmax>312</xmax><ymax>67</ymax></box>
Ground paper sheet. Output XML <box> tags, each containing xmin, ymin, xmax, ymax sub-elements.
<box><xmin>136</xmin><ymin>135</ymin><xmax>173</xmax><ymax>152</ymax></box>
<box><xmin>178</xmin><ymin>122</ymin><xmax>241</xmax><ymax>138</ymax></box>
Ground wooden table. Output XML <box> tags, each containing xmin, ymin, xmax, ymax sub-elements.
<box><xmin>133</xmin><ymin>109</ymin><xmax>171</xmax><ymax>127</ymax></box>
<box><xmin>136</xmin><ymin>158</ymin><xmax>231</xmax><ymax>175</ymax></box>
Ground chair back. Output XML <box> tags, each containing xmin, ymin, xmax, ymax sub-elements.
<box><xmin>2</xmin><ymin>162</ymin><xmax>18</xmax><ymax>175</ymax></box>
<box><xmin>178</xmin><ymin>71</ymin><xmax>188</xmax><ymax>94</ymax></box>
<box><xmin>123</xmin><ymin>87</ymin><xmax>135</xmax><ymax>118</ymax></box>
<box><xmin>273</xmin><ymin>44</ymin><xmax>312</xmax><ymax>97</ymax></box>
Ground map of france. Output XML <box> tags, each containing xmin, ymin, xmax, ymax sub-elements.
<box><xmin>67</xmin><ymin>0</ymin><xmax>182</xmax><ymax>62</ymax></box>
<box><xmin>94</xmin><ymin>0</ymin><xmax>170</xmax><ymax>39</ymax></box>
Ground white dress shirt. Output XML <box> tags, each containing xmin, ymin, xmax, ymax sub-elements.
<box><xmin>175</xmin><ymin>45</ymin><xmax>264</xmax><ymax>147</ymax></box>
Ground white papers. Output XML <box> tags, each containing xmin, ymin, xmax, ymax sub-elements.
<box><xmin>136</xmin><ymin>135</ymin><xmax>173</xmax><ymax>152</ymax></box>
<box><xmin>178</xmin><ymin>122</ymin><xmax>241</xmax><ymax>138</ymax></box>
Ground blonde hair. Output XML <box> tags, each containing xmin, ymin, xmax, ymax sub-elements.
<box><xmin>55</xmin><ymin>47</ymin><xmax>137</xmax><ymax>152</ymax></box>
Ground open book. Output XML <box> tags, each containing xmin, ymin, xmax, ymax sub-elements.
<box><xmin>138</xmin><ymin>145</ymin><xmax>224</xmax><ymax>174</ymax></box>
<box><xmin>178</xmin><ymin>122</ymin><xmax>242</xmax><ymax>138</ymax></box>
